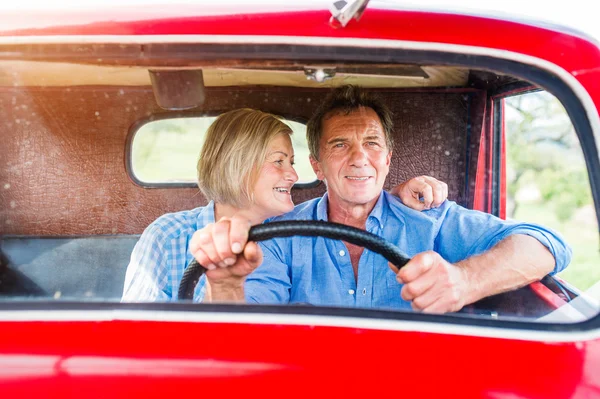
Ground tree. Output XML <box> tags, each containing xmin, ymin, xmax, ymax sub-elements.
<box><xmin>505</xmin><ymin>91</ymin><xmax>592</xmax><ymax>221</ymax></box>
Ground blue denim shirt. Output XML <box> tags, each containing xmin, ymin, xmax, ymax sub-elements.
<box><xmin>245</xmin><ymin>192</ymin><xmax>572</xmax><ymax>310</ymax></box>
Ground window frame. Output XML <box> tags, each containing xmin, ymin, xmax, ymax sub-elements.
<box><xmin>495</xmin><ymin>86</ymin><xmax>596</xmax><ymax>302</ymax></box>
<box><xmin>489</xmin><ymin>84</ymin><xmax>544</xmax><ymax>218</ymax></box>
<box><xmin>3</xmin><ymin>39</ymin><xmax>600</xmax><ymax>333</ymax></box>
<box><xmin>125</xmin><ymin>112</ymin><xmax>320</xmax><ymax>189</ymax></box>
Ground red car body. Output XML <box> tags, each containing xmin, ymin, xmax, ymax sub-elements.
<box><xmin>0</xmin><ymin>2</ymin><xmax>599</xmax><ymax>397</ymax></box>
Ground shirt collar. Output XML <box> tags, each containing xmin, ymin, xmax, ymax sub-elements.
<box><xmin>316</xmin><ymin>193</ymin><xmax>330</xmax><ymax>221</ymax></box>
<box><xmin>196</xmin><ymin>200</ymin><xmax>216</xmax><ymax>229</ymax></box>
<box><xmin>315</xmin><ymin>191</ymin><xmax>387</xmax><ymax>229</ymax></box>
<box><xmin>369</xmin><ymin>192</ymin><xmax>387</xmax><ymax>229</ymax></box>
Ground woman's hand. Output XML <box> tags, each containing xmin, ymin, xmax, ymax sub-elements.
<box><xmin>189</xmin><ymin>215</ymin><xmax>262</xmax><ymax>302</ymax></box>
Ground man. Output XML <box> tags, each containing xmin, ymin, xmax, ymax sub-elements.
<box><xmin>192</xmin><ymin>85</ymin><xmax>571</xmax><ymax>313</ymax></box>
<box><xmin>122</xmin><ymin>106</ymin><xmax>447</xmax><ymax>304</ymax></box>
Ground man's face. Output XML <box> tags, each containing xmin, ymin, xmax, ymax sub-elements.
<box><xmin>310</xmin><ymin>107</ymin><xmax>392</xmax><ymax>208</ymax></box>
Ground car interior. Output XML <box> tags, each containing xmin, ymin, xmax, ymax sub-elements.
<box><xmin>0</xmin><ymin>43</ymin><xmax>595</xmax><ymax>322</ymax></box>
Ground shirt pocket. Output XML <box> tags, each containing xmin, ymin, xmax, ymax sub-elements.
<box><xmin>385</xmin><ymin>271</ymin><xmax>403</xmax><ymax>296</ymax></box>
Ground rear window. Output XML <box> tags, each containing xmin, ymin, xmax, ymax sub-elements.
<box><xmin>130</xmin><ymin>116</ymin><xmax>316</xmax><ymax>186</ymax></box>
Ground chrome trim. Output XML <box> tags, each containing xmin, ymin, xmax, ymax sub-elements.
<box><xmin>330</xmin><ymin>0</ymin><xmax>370</xmax><ymax>27</ymax></box>
<box><xmin>370</xmin><ymin>1</ymin><xmax>600</xmax><ymax>46</ymax></box>
<box><xmin>0</xmin><ymin>308</ymin><xmax>599</xmax><ymax>342</ymax></box>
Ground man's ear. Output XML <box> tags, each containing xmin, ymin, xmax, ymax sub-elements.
<box><xmin>386</xmin><ymin>150</ymin><xmax>392</xmax><ymax>166</ymax></box>
<box><xmin>309</xmin><ymin>155</ymin><xmax>325</xmax><ymax>181</ymax></box>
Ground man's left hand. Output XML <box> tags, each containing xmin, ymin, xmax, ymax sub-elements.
<box><xmin>389</xmin><ymin>251</ymin><xmax>471</xmax><ymax>313</ymax></box>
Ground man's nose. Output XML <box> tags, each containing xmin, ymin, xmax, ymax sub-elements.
<box><xmin>349</xmin><ymin>144</ymin><xmax>368</xmax><ymax>166</ymax></box>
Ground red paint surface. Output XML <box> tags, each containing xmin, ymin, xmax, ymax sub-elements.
<box><xmin>500</xmin><ymin>99</ymin><xmax>507</xmax><ymax>220</ymax></box>
<box><xmin>0</xmin><ymin>319</ymin><xmax>598</xmax><ymax>398</ymax></box>
<box><xmin>473</xmin><ymin>99</ymin><xmax>493</xmax><ymax>213</ymax></box>
<box><xmin>2</xmin><ymin>8</ymin><xmax>599</xmax><ymax>72</ymax></box>
<box><xmin>1</xmin><ymin>5</ymin><xmax>599</xmax><ymax>397</ymax></box>
<box><xmin>530</xmin><ymin>281</ymin><xmax>567</xmax><ymax>309</ymax></box>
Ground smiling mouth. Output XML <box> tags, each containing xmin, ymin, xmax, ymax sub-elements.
<box><xmin>273</xmin><ymin>187</ymin><xmax>291</xmax><ymax>194</ymax></box>
<box><xmin>345</xmin><ymin>176</ymin><xmax>370</xmax><ymax>181</ymax></box>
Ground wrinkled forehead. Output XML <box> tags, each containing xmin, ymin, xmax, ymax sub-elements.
<box><xmin>323</xmin><ymin>106</ymin><xmax>380</xmax><ymax>122</ymax></box>
<box><xmin>322</xmin><ymin>107</ymin><xmax>386</xmax><ymax>137</ymax></box>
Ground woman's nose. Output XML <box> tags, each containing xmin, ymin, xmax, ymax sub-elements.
<box><xmin>285</xmin><ymin>165</ymin><xmax>299</xmax><ymax>183</ymax></box>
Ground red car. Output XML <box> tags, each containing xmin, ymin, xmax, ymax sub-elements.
<box><xmin>0</xmin><ymin>1</ymin><xmax>599</xmax><ymax>397</ymax></box>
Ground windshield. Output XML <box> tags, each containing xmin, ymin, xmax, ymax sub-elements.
<box><xmin>0</xmin><ymin>50</ymin><xmax>598</xmax><ymax>326</ymax></box>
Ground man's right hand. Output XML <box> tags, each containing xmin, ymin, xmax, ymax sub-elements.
<box><xmin>189</xmin><ymin>215</ymin><xmax>262</xmax><ymax>302</ymax></box>
<box><xmin>388</xmin><ymin>251</ymin><xmax>471</xmax><ymax>313</ymax></box>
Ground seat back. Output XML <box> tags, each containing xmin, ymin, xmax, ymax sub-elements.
<box><xmin>0</xmin><ymin>236</ymin><xmax>139</xmax><ymax>300</ymax></box>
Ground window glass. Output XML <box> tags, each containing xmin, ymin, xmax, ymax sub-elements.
<box><xmin>1</xmin><ymin>55</ymin><xmax>599</xmax><ymax>326</ymax></box>
<box><xmin>131</xmin><ymin>117</ymin><xmax>316</xmax><ymax>184</ymax></box>
<box><xmin>505</xmin><ymin>91</ymin><xmax>600</xmax><ymax>296</ymax></box>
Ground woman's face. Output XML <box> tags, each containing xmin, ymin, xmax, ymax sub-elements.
<box><xmin>251</xmin><ymin>133</ymin><xmax>298</xmax><ymax>220</ymax></box>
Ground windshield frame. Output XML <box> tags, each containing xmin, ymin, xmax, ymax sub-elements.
<box><xmin>1</xmin><ymin>36</ymin><xmax>599</xmax><ymax>336</ymax></box>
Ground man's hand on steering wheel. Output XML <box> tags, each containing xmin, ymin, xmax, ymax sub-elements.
<box><xmin>389</xmin><ymin>251</ymin><xmax>471</xmax><ymax>313</ymax></box>
<box><xmin>183</xmin><ymin>219</ymin><xmax>412</xmax><ymax>302</ymax></box>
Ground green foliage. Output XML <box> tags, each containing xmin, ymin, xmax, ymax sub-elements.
<box><xmin>515</xmin><ymin>202</ymin><xmax>600</xmax><ymax>291</ymax></box>
<box><xmin>132</xmin><ymin>117</ymin><xmax>212</xmax><ymax>182</ymax></box>
<box><xmin>505</xmin><ymin>92</ymin><xmax>593</xmax><ymax>218</ymax></box>
<box><xmin>506</xmin><ymin>91</ymin><xmax>599</xmax><ymax>290</ymax></box>
<box><xmin>131</xmin><ymin>116</ymin><xmax>315</xmax><ymax>184</ymax></box>
<box><xmin>537</xmin><ymin>168</ymin><xmax>593</xmax><ymax>223</ymax></box>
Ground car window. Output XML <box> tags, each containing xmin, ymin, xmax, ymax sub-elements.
<box><xmin>0</xmin><ymin>54</ymin><xmax>598</xmax><ymax>327</ymax></box>
<box><xmin>131</xmin><ymin>117</ymin><xmax>316</xmax><ymax>185</ymax></box>
<box><xmin>505</xmin><ymin>91</ymin><xmax>600</xmax><ymax>296</ymax></box>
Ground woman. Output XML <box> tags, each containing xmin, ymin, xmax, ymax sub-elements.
<box><xmin>122</xmin><ymin>108</ymin><xmax>447</xmax><ymax>302</ymax></box>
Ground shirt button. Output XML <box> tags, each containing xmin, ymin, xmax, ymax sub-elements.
<box><xmin>339</xmin><ymin>250</ymin><xmax>346</xmax><ymax>256</ymax></box>
<box><xmin>348</xmin><ymin>289</ymin><xmax>355</xmax><ymax>295</ymax></box>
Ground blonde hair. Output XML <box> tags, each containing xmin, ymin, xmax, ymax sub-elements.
<box><xmin>197</xmin><ymin>108</ymin><xmax>293</xmax><ymax>208</ymax></box>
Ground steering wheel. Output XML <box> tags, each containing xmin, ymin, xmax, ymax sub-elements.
<box><xmin>178</xmin><ymin>220</ymin><xmax>412</xmax><ymax>301</ymax></box>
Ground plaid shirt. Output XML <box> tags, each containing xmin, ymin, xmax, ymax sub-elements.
<box><xmin>121</xmin><ymin>202</ymin><xmax>214</xmax><ymax>302</ymax></box>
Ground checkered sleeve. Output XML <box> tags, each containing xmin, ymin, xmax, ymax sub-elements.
<box><xmin>121</xmin><ymin>222</ymin><xmax>173</xmax><ymax>302</ymax></box>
